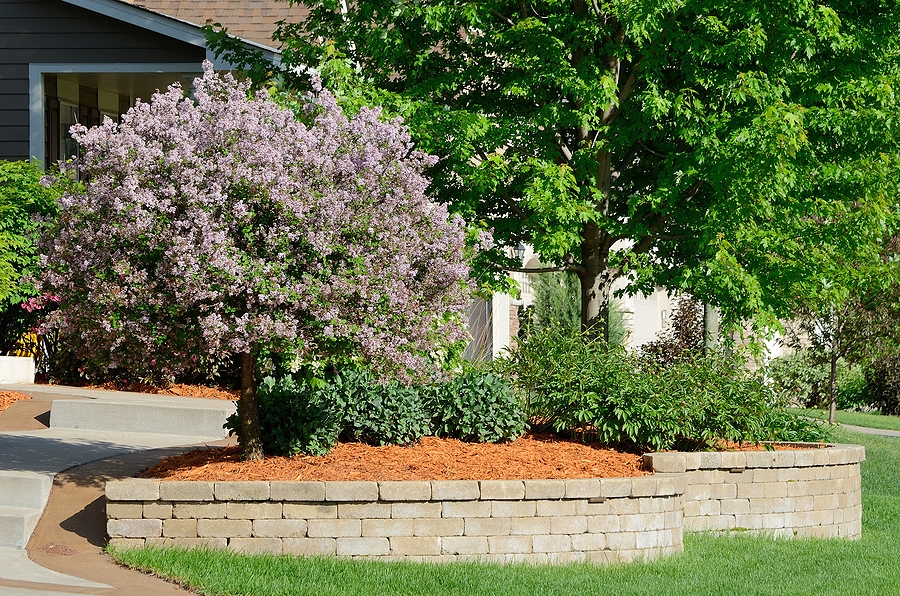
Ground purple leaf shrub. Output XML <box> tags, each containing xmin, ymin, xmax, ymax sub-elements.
<box><xmin>39</xmin><ymin>61</ymin><xmax>471</xmax><ymax>383</ymax></box>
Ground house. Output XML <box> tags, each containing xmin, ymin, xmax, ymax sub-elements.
<box><xmin>0</xmin><ymin>0</ymin><xmax>305</xmax><ymax>166</ymax></box>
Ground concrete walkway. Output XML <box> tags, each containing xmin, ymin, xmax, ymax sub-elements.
<box><xmin>841</xmin><ymin>423</ymin><xmax>900</xmax><ymax>438</ymax></box>
<box><xmin>0</xmin><ymin>384</ymin><xmax>236</xmax><ymax>595</ymax></box>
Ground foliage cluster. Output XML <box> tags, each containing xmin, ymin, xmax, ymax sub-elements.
<box><xmin>0</xmin><ymin>160</ymin><xmax>61</xmax><ymax>355</ymax></box>
<box><xmin>867</xmin><ymin>355</ymin><xmax>900</xmax><ymax>416</ymax></box>
<box><xmin>38</xmin><ymin>62</ymin><xmax>471</xmax><ymax>385</ymax></box>
<box><xmin>767</xmin><ymin>351</ymin><xmax>871</xmax><ymax>412</ymax></box>
<box><xmin>640</xmin><ymin>297</ymin><xmax>705</xmax><ymax>367</ymax></box>
<box><xmin>499</xmin><ymin>326</ymin><xmax>828</xmax><ymax>452</ymax></box>
<box><xmin>518</xmin><ymin>270</ymin><xmax>628</xmax><ymax>347</ymax></box>
<box><xmin>226</xmin><ymin>367</ymin><xmax>526</xmax><ymax>456</ymax></box>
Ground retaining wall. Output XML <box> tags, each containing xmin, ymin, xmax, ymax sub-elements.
<box><xmin>644</xmin><ymin>444</ymin><xmax>864</xmax><ymax>538</ymax></box>
<box><xmin>106</xmin><ymin>476</ymin><xmax>685</xmax><ymax>564</ymax></box>
<box><xmin>106</xmin><ymin>443</ymin><xmax>865</xmax><ymax>564</ymax></box>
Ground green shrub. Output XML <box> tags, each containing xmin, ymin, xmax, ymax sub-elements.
<box><xmin>331</xmin><ymin>368</ymin><xmax>431</xmax><ymax>447</ymax></box>
<box><xmin>225</xmin><ymin>374</ymin><xmax>342</xmax><ymax>457</ymax></box>
<box><xmin>499</xmin><ymin>326</ymin><xmax>829</xmax><ymax>452</ymax></box>
<box><xmin>424</xmin><ymin>369</ymin><xmax>526</xmax><ymax>443</ymax></box>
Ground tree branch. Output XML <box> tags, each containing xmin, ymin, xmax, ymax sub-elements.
<box><xmin>632</xmin><ymin>180</ymin><xmax>704</xmax><ymax>255</ymax></box>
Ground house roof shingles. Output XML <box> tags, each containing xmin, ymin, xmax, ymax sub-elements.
<box><xmin>122</xmin><ymin>0</ymin><xmax>308</xmax><ymax>49</ymax></box>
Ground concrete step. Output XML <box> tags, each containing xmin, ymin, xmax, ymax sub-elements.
<box><xmin>49</xmin><ymin>396</ymin><xmax>235</xmax><ymax>438</ymax></box>
<box><xmin>0</xmin><ymin>471</ymin><xmax>51</xmax><ymax>509</ymax></box>
<box><xmin>0</xmin><ymin>505</ymin><xmax>43</xmax><ymax>549</ymax></box>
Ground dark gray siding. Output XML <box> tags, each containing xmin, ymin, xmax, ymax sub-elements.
<box><xmin>0</xmin><ymin>0</ymin><xmax>206</xmax><ymax>161</ymax></box>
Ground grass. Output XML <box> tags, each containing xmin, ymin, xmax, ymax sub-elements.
<box><xmin>109</xmin><ymin>427</ymin><xmax>900</xmax><ymax>596</ymax></box>
<box><xmin>792</xmin><ymin>408</ymin><xmax>900</xmax><ymax>433</ymax></box>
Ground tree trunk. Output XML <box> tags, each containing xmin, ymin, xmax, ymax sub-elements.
<box><xmin>580</xmin><ymin>221</ymin><xmax>613</xmax><ymax>342</ymax></box>
<box><xmin>703</xmin><ymin>303</ymin><xmax>720</xmax><ymax>354</ymax></box>
<box><xmin>829</xmin><ymin>351</ymin><xmax>838</xmax><ymax>425</ymax></box>
<box><xmin>240</xmin><ymin>351</ymin><xmax>264</xmax><ymax>460</ymax></box>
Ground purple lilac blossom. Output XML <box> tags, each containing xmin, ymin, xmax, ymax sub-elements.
<box><xmin>39</xmin><ymin>61</ymin><xmax>472</xmax><ymax>382</ymax></box>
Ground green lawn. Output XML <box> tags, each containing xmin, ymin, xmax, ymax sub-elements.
<box><xmin>792</xmin><ymin>408</ymin><xmax>900</xmax><ymax>433</ymax></box>
<box><xmin>110</xmin><ymin>428</ymin><xmax>900</xmax><ymax>596</ymax></box>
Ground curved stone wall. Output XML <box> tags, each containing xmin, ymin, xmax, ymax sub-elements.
<box><xmin>106</xmin><ymin>476</ymin><xmax>685</xmax><ymax>564</ymax></box>
<box><xmin>644</xmin><ymin>443</ymin><xmax>864</xmax><ymax>538</ymax></box>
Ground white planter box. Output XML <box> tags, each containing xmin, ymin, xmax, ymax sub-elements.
<box><xmin>0</xmin><ymin>356</ymin><xmax>35</xmax><ymax>384</ymax></box>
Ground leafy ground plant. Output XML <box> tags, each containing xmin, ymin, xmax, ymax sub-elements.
<box><xmin>109</xmin><ymin>426</ymin><xmax>899</xmax><ymax>596</ymax></box>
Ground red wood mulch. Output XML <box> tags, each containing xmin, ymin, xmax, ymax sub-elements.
<box><xmin>140</xmin><ymin>434</ymin><xmax>651</xmax><ymax>482</ymax></box>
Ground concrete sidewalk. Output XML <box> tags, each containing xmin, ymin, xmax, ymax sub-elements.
<box><xmin>0</xmin><ymin>384</ymin><xmax>235</xmax><ymax>595</ymax></box>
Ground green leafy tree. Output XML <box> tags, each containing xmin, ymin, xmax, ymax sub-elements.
<box><xmin>207</xmin><ymin>0</ymin><xmax>900</xmax><ymax>342</ymax></box>
<box><xmin>782</xmin><ymin>236</ymin><xmax>900</xmax><ymax>423</ymax></box>
<box><xmin>0</xmin><ymin>161</ymin><xmax>60</xmax><ymax>354</ymax></box>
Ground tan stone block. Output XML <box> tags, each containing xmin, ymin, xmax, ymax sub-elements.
<box><xmin>699</xmin><ymin>452</ymin><xmax>723</xmax><ymax>469</ymax></box>
<box><xmin>160</xmin><ymin>481</ymin><xmax>214</xmax><ymax>501</ymax></box>
<box><xmin>764</xmin><ymin>482</ymin><xmax>788</xmax><ymax>499</ymax></box>
<box><xmin>362</xmin><ymin>518</ymin><xmax>415</xmax><ymax>537</ymax></box>
<box><xmin>532</xmin><ymin>534</ymin><xmax>571</xmax><ymax>553</ymax></box>
<box><xmin>166</xmin><ymin>537</ymin><xmax>227</xmax><ymax>550</ymax></box>
<box><xmin>630</xmin><ymin>477</ymin><xmax>659</xmax><ymax>497</ymax></box>
<box><xmin>414</xmin><ymin>518</ymin><xmax>464</xmax><ymax>536</ymax></box>
<box><xmin>491</xmin><ymin>500</ymin><xmax>536</xmax><ymax>518</ymax></box>
<box><xmin>307</xmin><ymin>518</ymin><xmax>361</xmax><ymax>538</ymax></box>
<box><xmin>106</xmin><ymin>503</ymin><xmax>142</xmax><ymax>519</ymax></box>
<box><xmin>215</xmin><ymin>480</ymin><xmax>269</xmax><ymax>501</ymax></box>
<box><xmin>644</xmin><ymin>453</ymin><xmax>686</xmax><ymax>474</ymax></box>
<box><xmin>683</xmin><ymin>452</ymin><xmax>702</xmax><ymax>471</ymax></box>
<box><xmin>106</xmin><ymin>480</ymin><xmax>159</xmax><ymax>501</ymax></box>
<box><xmin>535</xmin><ymin>500</ymin><xmax>576</xmax><ymax>517</ymax></box>
<box><xmin>737</xmin><ymin>483</ymin><xmax>766</xmax><ymax>499</ymax></box>
<box><xmin>744</xmin><ymin>451</ymin><xmax>777</xmax><ymax>468</ymax></box>
<box><xmin>142</xmin><ymin>502</ymin><xmax>173</xmax><ymax>519</ymax></box>
<box><xmin>253</xmin><ymin>519</ymin><xmax>307</xmax><ymax>538</ymax></box>
<box><xmin>605</xmin><ymin>532</ymin><xmax>636</xmax><ymax>550</ymax></box>
<box><xmin>108</xmin><ymin>518</ymin><xmax>162</xmax><ymax>538</ymax></box>
<box><xmin>713</xmin><ymin>483</ymin><xmax>737</xmax><ymax>500</ymax></box>
<box><xmin>465</xmin><ymin>517</ymin><xmax>511</xmax><ymax>536</ymax></box>
<box><xmin>392</xmin><ymin>502</ymin><xmax>443</xmax><ymax>519</ymax></box>
<box><xmin>269</xmin><ymin>481</ymin><xmax>325</xmax><ymax>502</ymax></box>
<box><xmin>431</xmin><ymin>480</ymin><xmax>480</xmax><ymax>501</ymax></box>
<box><xmin>698</xmin><ymin>500</ymin><xmax>721</xmax><ymax>516</ymax></box>
<box><xmin>787</xmin><ymin>481</ymin><xmax>810</xmax><ymax>497</ymax></box>
<box><xmin>510</xmin><ymin>516</ymin><xmax>551</xmax><ymax>535</ymax></box>
<box><xmin>564</xmin><ymin>478</ymin><xmax>601</xmax><ymax>499</ymax></box>
<box><xmin>442</xmin><ymin>536</ymin><xmax>489</xmax><ymax>555</ymax></box>
<box><xmin>549</xmin><ymin>551</ymin><xmax>587</xmax><ymax>564</ymax></box>
<box><xmin>197</xmin><ymin>519</ymin><xmax>251</xmax><ymax>538</ymax></box>
<box><xmin>778</xmin><ymin>468</ymin><xmax>801</xmax><ymax>482</ymax></box>
<box><xmin>576</xmin><ymin>499</ymin><xmax>612</xmax><ymax>516</ymax></box>
<box><xmin>571</xmin><ymin>532</ymin><xmax>606</xmax><ymax>551</ymax></box>
<box><xmin>283</xmin><ymin>537</ymin><xmax>336</xmax><ymax>555</ymax></box>
<box><xmin>720</xmin><ymin>499</ymin><xmax>750</xmax><ymax>515</ymax></box>
<box><xmin>283</xmin><ymin>503</ymin><xmax>337</xmax><ymax>519</ymax></box>
<box><xmin>443</xmin><ymin>500</ymin><xmax>491</xmax><ymax>518</ymax></box>
<box><xmin>174</xmin><ymin>502</ymin><xmax>226</xmax><ymax>519</ymax></box>
<box><xmin>654</xmin><ymin>474</ymin><xmax>685</xmax><ymax>497</ymax></box>
<box><xmin>324</xmin><ymin>481</ymin><xmax>378</xmax><ymax>502</ymax></box>
<box><xmin>108</xmin><ymin>537</ymin><xmax>145</xmax><ymax>550</ymax></box>
<box><xmin>229</xmin><ymin>538</ymin><xmax>283</xmax><ymax>554</ymax></box>
<box><xmin>163</xmin><ymin>518</ymin><xmax>197</xmax><ymax>538</ymax></box>
<box><xmin>227</xmin><ymin>502</ymin><xmax>283</xmax><ymax>519</ymax></box>
<box><xmin>587</xmin><ymin>514</ymin><xmax>620</xmax><ymax>534</ymax></box>
<box><xmin>480</xmin><ymin>480</ymin><xmax>525</xmax><ymax>500</ymax></box>
<box><xmin>488</xmin><ymin>535</ymin><xmax>532</xmax><ymax>554</ymax></box>
<box><xmin>523</xmin><ymin>479</ymin><xmax>565</xmax><ymax>500</ymax></box>
<box><xmin>390</xmin><ymin>536</ymin><xmax>441</xmax><ymax>556</ymax></box>
<box><xmin>607</xmin><ymin>498</ymin><xmax>641</xmax><ymax>515</ymax></box>
<box><xmin>635</xmin><ymin>530</ymin><xmax>663</xmax><ymax>549</ymax></box>
<box><xmin>598</xmin><ymin>478</ymin><xmax>632</xmax><ymax>498</ymax></box>
<box><xmin>549</xmin><ymin>516</ymin><xmax>587</xmax><ymax>534</ymax></box>
<box><xmin>638</xmin><ymin>497</ymin><xmax>667</xmax><ymax>514</ymax></box>
<box><xmin>338</xmin><ymin>502</ymin><xmax>392</xmax><ymax>519</ymax></box>
<box><xmin>337</xmin><ymin>537</ymin><xmax>390</xmax><ymax>556</ymax></box>
<box><xmin>379</xmin><ymin>481</ymin><xmax>431</xmax><ymax>501</ymax></box>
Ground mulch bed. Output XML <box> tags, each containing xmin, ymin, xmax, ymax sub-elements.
<box><xmin>140</xmin><ymin>434</ymin><xmax>650</xmax><ymax>482</ymax></box>
<box><xmin>0</xmin><ymin>390</ymin><xmax>32</xmax><ymax>413</ymax></box>
<box><xmin>42</xmin><ymin>380</ymin><xmax>239</xmax><ymax>400</ymax></box>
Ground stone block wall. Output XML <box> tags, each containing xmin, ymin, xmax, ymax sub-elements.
<box><xmin>644</xmin><ymin>444</ymin><xmax>864</xmax><ymax>538</ymax></box>
<box><xmin>107</xmin><ymin>476</ymin><xmax>686</xmax><ymax>564</ymax></box>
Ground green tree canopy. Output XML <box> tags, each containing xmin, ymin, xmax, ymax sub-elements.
<box><xmin>208</xmin><ymin>0</ymin><xmax>900</xmax><ymax>339</ymax></box>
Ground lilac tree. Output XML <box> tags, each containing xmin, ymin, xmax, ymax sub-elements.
<box><xmin>39</xmin><ymin>62</ymin><xmax>471</xmax><ymax>459</ymax></box>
